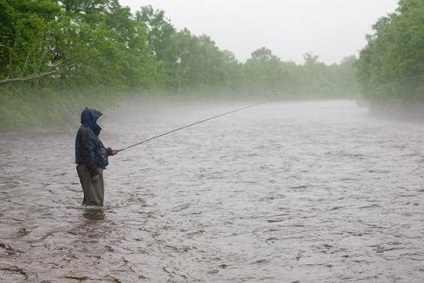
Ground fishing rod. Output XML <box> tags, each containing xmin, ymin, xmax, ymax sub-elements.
<box><xmin>118</xmin><ymin>99</ymin><xmax>278</xmax><ymax>152</ymax></box>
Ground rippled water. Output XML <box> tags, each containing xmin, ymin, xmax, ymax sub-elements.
<box><xmin>1</xmin><ymin>99</ymin><xmax>424</xmax><ymax>282</ymax></box>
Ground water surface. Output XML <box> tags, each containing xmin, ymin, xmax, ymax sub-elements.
<box><xmin>1</xmin><ymin>100</ymin><xmax>423</xmax><ymax>282</ymax></box>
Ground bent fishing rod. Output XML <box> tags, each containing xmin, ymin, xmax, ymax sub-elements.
<box><xmin>118</xmin><ymin>99</ymin><xmax>278</xmax><ymax>152</ymax></box>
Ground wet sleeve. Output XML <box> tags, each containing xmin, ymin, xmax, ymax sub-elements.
<box><xmin>80</xmin><ymin>128</ymin><xmax>99</xmax><ymax>177</ymax></box>
<box><xmin>106</xmin><ymin>147</ymin><xmax>112</xmax><ymax>156</ymax></box>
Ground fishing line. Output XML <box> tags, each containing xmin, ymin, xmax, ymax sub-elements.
<box><xmin>118</xmin><ymin>99</ymin><xmax>278</xmax><ymax>152</ymax></box>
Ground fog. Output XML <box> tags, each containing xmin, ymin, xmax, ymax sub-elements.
<box><xmin>119</xmin><ymin>0</ymin><xmax>399</xmax><ymax>64</ymax></box>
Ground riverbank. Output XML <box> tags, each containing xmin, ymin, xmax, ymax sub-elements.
<box><xmin>358</xmin><ymin>99</ymin><xmax>424</xmax><ymax>122</ymax></box>
<box><xmin>0</xmin><ymin>87</ymin><xmax>129</xmax><ymax>131</ymax></box>
<box><xmin>0</xmin><ymin>87</ymin><xmax>340</xmax><ymax>132</ymax></box>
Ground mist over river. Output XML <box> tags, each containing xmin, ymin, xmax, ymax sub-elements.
<box><xmin>1</xmin><ymin>99</ymin><xmax>423</xmax><ymax>282</ymax></box>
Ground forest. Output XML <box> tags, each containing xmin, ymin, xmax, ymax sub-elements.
<box><xmin>1</xmin><ymin>0</ymin><xmax>422</xmax><ymax>129</ymax></box>
<box><xmin>356</xmin><ymin>0</ymin><xmax>424</xmax><ymax>113</ymax></box>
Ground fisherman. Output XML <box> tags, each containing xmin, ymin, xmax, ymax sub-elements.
<box><xmin>75</xmin><ymin>108</ymin><xmax>118</xmax><ymax>206</ymax></box>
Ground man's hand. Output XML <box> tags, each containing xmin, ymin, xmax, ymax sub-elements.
<box><xmin>111</xmin><ymin>149</ymin><xmax>119</xmax><ymax>155</ymax></box>
<box><xmin>91</xmin><ymin>175</ymin><xmax>100</xmax><ymax>183</ymax></box>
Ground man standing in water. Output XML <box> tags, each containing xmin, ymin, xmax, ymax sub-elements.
<box><xmin>75</xmin><ymin>108</ymin><xmax>118</xmax><ymax>206</ymax></box>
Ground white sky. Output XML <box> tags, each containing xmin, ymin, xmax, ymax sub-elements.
<box><xmin>119</xmin><ymin>0</ymin><xmax>399</xmax><ymax>64</ymax></box>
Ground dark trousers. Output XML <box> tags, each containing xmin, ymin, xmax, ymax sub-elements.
<box><xmin>76</xmin><ymin>164</ymin><xmax>104</xmax><ymax>206</ymax></box>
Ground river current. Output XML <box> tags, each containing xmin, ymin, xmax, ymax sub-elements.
<box><xmin>0</xmin><ymin>99</ymin><xmax>423</xmax><ymax>282</ymax></box>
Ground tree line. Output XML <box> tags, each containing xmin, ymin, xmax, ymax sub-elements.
<box><xmin>0</xmin><ymin>0</ymin><xmax>362</xmax><ymax>129</ymax></box>
<box><xmin>356</xmin><ymin>0</ymin><xmax>424</xmax><ymax>108</ymax></box>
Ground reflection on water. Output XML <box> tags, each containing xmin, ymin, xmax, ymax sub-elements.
<box><xmin>82</xmin><ymin>207</ymin><xmax>105</xmax><ymax>221</ymax></box>
<box><xmin>0</xmin><ymin>100</ymin><xmax>424</xmax><ymax>282</ymax></box>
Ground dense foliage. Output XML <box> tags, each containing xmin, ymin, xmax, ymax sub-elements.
<box><xmin>0</xmin><ymin>0</ymin><xmax>359</xmax><ymax>129</ymax></box>
<box><xmin>356</xmin><ymin>0</ymin><xmax>424</xmax><ymax>106</ymax></box>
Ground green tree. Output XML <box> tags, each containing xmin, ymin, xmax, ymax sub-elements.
<box><xmin>171</xmin><ymin>30</ymin><xmax>239</xmax><ymax>93</ymax></box>
<box><xmin>135</xmin><ymin>5</ymin><xmax>178</xmax><ymax>88</ymax></box>
<box><xmin>357</xmin><ymin>0</ymin><xmax>424</xmax><ymax>103</ymax></box>
<box><xmin>244</xmin><ymin>47</ymin><xmax>286</xmax><ymax>95</ymax></box>
<box><xmin>0</xmin><ymin>0</ymin><xmax>63</xmax><ymax>85</ymax></box>
<box><xmin>55</xmin><ymin>0</ymin><xmax>159</xmax><ymax>89</ymax></box>
<box><xmin>301</xmin><ymin>53</ymin><xmax>334</xmax><ymax>96</ymax></box>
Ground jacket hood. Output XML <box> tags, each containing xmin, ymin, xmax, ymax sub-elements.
<box><xmin>81</xmin><ymin>108</ymin><xmax>103</xmax><ymax>135</ymax></box>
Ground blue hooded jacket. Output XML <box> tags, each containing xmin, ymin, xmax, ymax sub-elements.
<box><xmin>75</xmin><ymin>108</ymin><xmax>111</xmax><ymax>176</ymax></box>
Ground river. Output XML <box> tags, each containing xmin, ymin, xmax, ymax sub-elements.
<box><xmin>0</xmin><ymin>99</ymin><xmax>423</xmax><ymax>282</ymax></box>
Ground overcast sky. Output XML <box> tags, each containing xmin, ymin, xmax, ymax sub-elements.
<box><xmin>119</xmin><ymin>0</ymin><xmax>399</xmax><ymax>64</ymax></box>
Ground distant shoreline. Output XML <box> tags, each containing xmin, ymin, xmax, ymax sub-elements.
<box><xmin>359</xmin><ymin>99</ymin><xmax>424</xmax><ymax>122</ymax></box>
